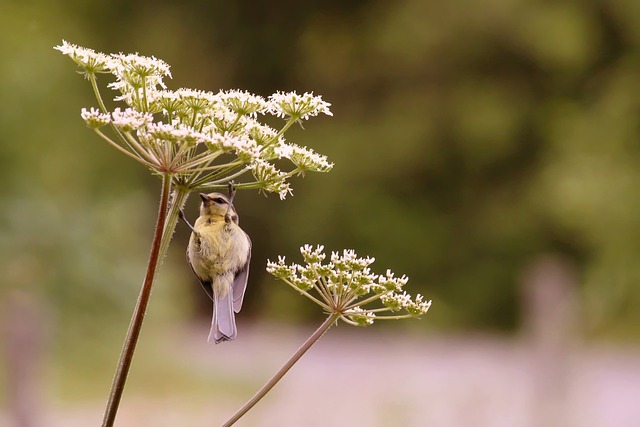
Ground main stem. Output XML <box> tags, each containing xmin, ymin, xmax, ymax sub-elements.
<box><xmin>222</xmin><ymin>313</ymin><xmax>339</xmax><ymax>427</ymax></box>
<box><xmin>101</xmin><ymin>173</ymin><xmax>172</xmax><ymax>427</ymax></box>
<box><xmin>159</xmin><ymin>187</ymin><xmax>190</xmax><ymax>261</ymax></box>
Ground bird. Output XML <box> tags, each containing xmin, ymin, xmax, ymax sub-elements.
<box><xmin>181</xmin><ymin>189</ymin><xmax>251</xmax><ymax>343</ymax></box>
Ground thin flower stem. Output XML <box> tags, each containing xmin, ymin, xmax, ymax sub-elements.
<box><xmin>338</xmin><ymin>315</ymin><xmax>360</xmax><ymax>327</ymax></box>
<box><xmin>123</xmin><ymin>132</ymin><xmax>158</xmax><ymax>164</ymax></box>
<box><xmin>147</xmin><ymin>141</ymin><xmax>167</xmax><ymax>169</ymax></box>
<box><xmin>178</xmin><ymin>149</ymin><xmax>225</xmax><ymax>170</ymax></box>
<box><xmin>279</xmin><ymin>280</ymin><xmax>330</xmax><ymax>310</ymax></box>
<box><xmin>141</xmin><ymin>78</ymin><xmax>148</xmax><ymax>111</ymax></box>
<box><xmin>181</xmin><ymin>160</ymin><xmax>244</xmax><ymax>174</ymax></box>
<box><xmin>306</xmin><ymin>263</ymin><xmax>330</xmax><ymax>303</ymax></box>
<box><xmin>343</xmin><ymin>290</ymin><xmax>391</xmax><ymax>312</ymax></box>
<box><xmin>101</xmin><ymin>173</ymin><xmax>171</xmax><ymax>427</ymax></box>
<box><xmin>339</xmin><ymin>272</ymin><xmax>361</xmax><ymax>304</ymax></box>
<box><xmin>89</xmin><ymin>74</ymin><xmax>108</xmax><ymax>114</ymax></box>
<box><xmin>89</xmin><ymin>74</ymin><xmax>134</xmax><ymax>152</ymax></box>
<box><xmin>229</xmin><ymin>112</ymin><xmax>243</xmax><ymax>130</ymax></box>
<box><xmin>279</xmin><ymin>167</ymin><xmax>302</xmax><ymax>180</ymax></box>
<box><xmin>327</xmin><ymin>284</ymin><xmax>340</xmax><ymax>304</ymax></box>
<box><xmin>208</xmin><ymin>166</ymin><xmax>251</xmax><ymax>185</ymax></box>
<box><xmin>190</xmin><ymin>163</ymin><xmax>242</xmax><ymax>188</ymax></box>
<box><xmin>334</xmin><ymin>272</ymin><xmax>345</xmax><ymax>307</ymax></box>
<box><xmin>119</xmin><ymin>133</ymin><xmax>146</xmax><ymax>161</ymax></box>
<box><xmin>222</xmin><ymin>313</ymin><xmax>339</xmax><ymax>427</ymax></box>
<box><xmin>269</xmin><ymin>117</ymin><xmax>297</xmax><ymax>144</ymax></box>
<box><xmin>225</xmin><ymin>181</ymin><xmax>260</xmax><ymax>189</ymax></box>
<box><xmin>194</xmin><ymin>167</ymin><xmax>251</xmax><ymax>191</ymax></box>
<box><xmin>168</xmin><ymin>144</ymin><xmax>197</xmax><ymax>170</ymax></box>
<box><xmin>360</xmin><ymin>307</ymin><xmax>394</xmax><ymax>313</ymax></box>
<box><xmin>369</xmin><ymin>314</ymin><xmax>418</xmax><ymax>320</ymax></box>
<box><xmin>312</xmin><ymin>275</ymin><xmax>333</xmax><ymax>307</ymax></box>
<box><xmin>94</xmin><ymin>129</ymin><xmax>156</xmax><ymax>168</ymax></box>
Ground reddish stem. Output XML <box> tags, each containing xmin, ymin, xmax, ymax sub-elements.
<box><xmin>101</xmin><ymin>173</ymin><xmax>171</xmax><ymax>427</ymax></box>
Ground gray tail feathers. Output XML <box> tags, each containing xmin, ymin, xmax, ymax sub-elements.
<box><xmin>209</xmin><ymin>291</ymin><xmax>237</xmax><ymax>344</ymax></box>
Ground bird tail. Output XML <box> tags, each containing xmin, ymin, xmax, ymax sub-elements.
<box><xmin>209</xmin><ymin>290</ymin><xmax>237</xmax><ymax>344</ymax></box>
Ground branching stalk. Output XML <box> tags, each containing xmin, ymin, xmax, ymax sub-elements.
<box><xmin>222</xmin><ymin>313</ymin><xmax>340</xmax><ymax>426</ymax></box>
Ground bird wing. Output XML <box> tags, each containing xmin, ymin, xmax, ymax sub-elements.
<box><xmin>232</xmin><ymin>231</ymin><xmax>251</xmax><ymax>313</ymax></box>
<box><xmin>186</xmin><ymin>246</ymin><xmax>214</xmax><ymax>301</ymax></box>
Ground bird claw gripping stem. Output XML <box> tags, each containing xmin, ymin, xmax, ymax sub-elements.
<box><xmin>225</xmin><ymin>181</ymin><xmax>237</xmax><ymax>223</ymax></box>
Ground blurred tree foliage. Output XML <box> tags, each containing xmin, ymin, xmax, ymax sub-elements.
<box><xmin>2</xmin><ymin>0</ymin><xmax>640</xmax><ymax>342</ymax></box>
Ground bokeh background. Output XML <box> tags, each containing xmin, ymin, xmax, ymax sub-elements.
<box><xmin>1</xmin><ymin>0</ymin><xmax>640</xmax><ymax>426</ymax></box>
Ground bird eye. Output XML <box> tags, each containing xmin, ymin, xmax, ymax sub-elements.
<box><xmin>213</xmin><ymin>197</ymin><xmax>226</xmax><ymax>204</ymax></box>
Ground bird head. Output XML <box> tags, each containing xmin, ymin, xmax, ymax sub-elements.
<box><xmin>199</xmin><ymin>192</ymin><xmax>238</xmax><ymax>223</ymax></box>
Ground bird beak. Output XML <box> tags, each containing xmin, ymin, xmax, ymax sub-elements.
<box><xmin>199</xmin><ymin>193</ymin><xmax>209</xmax><ymax>202</ymax></box>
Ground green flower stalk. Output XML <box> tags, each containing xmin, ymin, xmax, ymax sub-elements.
<box><xmin>55</xmin><ymin>40</ymin><xmax>333</xmax><ymax>427</ymax></box>
<box><xmin>223</xmin><ymin>245</ymin><xmax>431</xmax><ymax>426</ymax></box>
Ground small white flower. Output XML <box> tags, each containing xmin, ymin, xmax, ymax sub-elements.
<box><xmin>268</xmin><ymin>91</ymin><xmax>333</xmax><ymax>120</ymax></box>
<box><xmin>287</xmin><ymin>144</ymin><xmax>333</xmax><ymax>173</ymax></box>
<box><xmin>142</xmin><ymin>122</ymin><xmax>204</xmax><ymax>148</ymax></box>
<box><xmin>250</xmin><ymin>159</ymin><xmax>292</xmax><ymax>199</ymax></box>
<box><xmin>153</xmin><ymin>90</ymin><xmax>183</xmax><ymax>114</ymax></box>
<box><xmin>378</xmin><ymin>269</ymin><xmax>409</xmax><ymax>291</ymax></box>
<box><xmin>351</xmin><ymin>268</ymin><xmax>378</xmax><ymax>290</ymax></box>
<box><xmin>219</xmin><ymin>89</ymin><xmax>268</xmax><ymax>117</ymax></box>
<box><xmin>277</xmin><ymin>185</ymin><xmax>293</xmax><ymax>200</ymax></box>
<box><xmin>246</xmin><ymin>121</ymin><xmax>279</xmax><ymax>144</ymax></box>
<box><xmin>54</xmin><ymin>40</ymin><xmax>112</xmax><ymax>74</ymax></box>
<box><xmin>81</xmin><ymin>107</ymin><xmax>111</xmax><ymax>128</ymax></box>
<box><xmin>111</xmin><ymin>108</ymin><xmax>153</xmax><ymax>132</ymax></box>
<box><xmin>204</xmin><ymin>133</ymin><xmax>261</xmax><ymax>161</ymax></box>
<box><xmin>208</xmin><ymin>105</ymin><xmax>250</xmax><ymax>134</ymax></box>
<box><xmin>398</xmin><ymin>291</ymin><xmax>413</xmax><ymax>307</ymax></box>
<box><xmin>407</xmin><ymin>294</ymin><xmax>432</xmax><ymax>316</ymax></box>
<box><xmin>345</xmin><ymin>307</ymin><xmax>375</xmax><ymax>326</ymax></box>
<box><xmin>245</xmin><ymin>121</ymin><xmax>285</xmax><ymax>161</ymax></box>
<box><xmin>229</xmin><ymin>135</ymin><xmax>261</xmax><ymax>162</ymax></box>
<box><xmin>110</xmin><ymin>52</ymin><xmax>172</xmax><ymax>89</ymax></box>
<box><xmin>300</xmin><ymin>244</ymin><xmax>326</xmax><ymax>263</ymax></box>
<box><xmin>273</xmin><ymin>142</ymin><xmax>294</xmax><ymax>159</ymax></box>
<box><xmin>176</xmin><ymin>88</ymin><xmax>218</xmax><ymax>111</ymax></box>
<box><xmin>266</xmin><ymin>256</ymin><xmax>296</xmax><ymax>280</ymax></box>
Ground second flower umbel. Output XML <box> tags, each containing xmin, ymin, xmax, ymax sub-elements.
<box><xmin>268</xmin><ymin>244</ymin><xmax>431</xmax><ymax>324</ymax></box>
<box><xmin>222</xmin><ymin>245</ymin><xmax>431</xmax><ymax>426</ymax></box>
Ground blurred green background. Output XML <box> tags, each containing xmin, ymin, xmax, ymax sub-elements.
<box><xmin>2</xmin><ymin>0</ymin><xmax>640</xmax><ymax>424</ymax></box>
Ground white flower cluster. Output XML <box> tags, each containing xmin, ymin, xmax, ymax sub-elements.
<box><xmin>267</xmin><ymin>245</ymin><xmax>431</xmax><ymax>326</ymax></box>
<box><xmin>344</xmin><ymin>307</ymin><xmax>376</xmax><ymax>326</ymax></box>
<box><xmin>81</xmin><ymin>107</ymin><xmax>111</xmax><ymax>128</ymax></box>
<box><xmin>268</xmin><ymin>91</ymin><xmax>333</xmax><ymax>120</ymax></box>
<box><xmin>56</xmin><ymin>40</ymin><xmax>333</xmax><ymax>197</ymax></box>
<box><xmin>110</xmin><ymin>52</ymin><xmax>172</xmax><ymax>89</ymax></box>
<box><xmin>219</xmin><ymin>89</ymin><xmax>268</xmax><ymax>117</ymax></box>
<box><xmin>54</xmin><ymin>41</ymin><xmax>111</xmax><ymax>75</ymax></box>
<box><xmin>250</xmin><ymin>160</ymin><xmax>292</xmax><ymax>199</ymax></box>
<box><xmin>112</xmin><ymin>108</ymin><xmax>153</xmax><ymax>132</ymax></box>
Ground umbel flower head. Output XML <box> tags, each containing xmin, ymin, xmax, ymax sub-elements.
<box><xmin>267</xmin><ymin>245</ymin><xmax>431</xmax><ymax>326</ymax></box>
<box><xmin>54</xmin><ymin>40</ymin><xmax>333</xmax><ymax>198</ymax></box>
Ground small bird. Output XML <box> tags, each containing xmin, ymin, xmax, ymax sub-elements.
<box><xmin>181</xmin><ymin>188</ymin><xmax>251</xmax><ymax>343</ymax></box>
